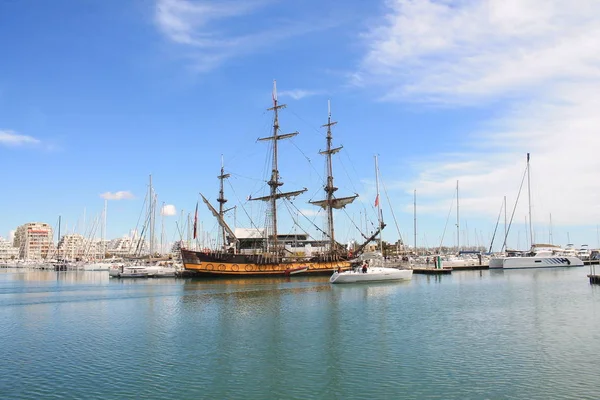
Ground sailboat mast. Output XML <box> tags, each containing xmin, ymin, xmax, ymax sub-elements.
<box><xmin>503</xmin><ymin>195</ymin><xmax>507</xmax><ymax>252</ymax></box>
<box><xmin>149</xmin><ymin>174</ymin><xmax>155</xmax><ymax>256</ymax></box>
<box><xmin>375</xmin><ymin>155</ymin><xmax>383</xmax><ymax>253</ymax></box>
<box><xmin>323</xmin><ymin>100</ymin><xmax>337</xmax><ymax>251</ymax></box>
<box><xmin>526</xmin><ymin>153</ymin><xmax>533</xmax><ymax>247</ymax></box>
<box><xmin>102</xmin><ymin>199</ymin><xmax>107</xmax><ymax>259</ymax></box>
<box><xmin>549</xmin><ymin>213</ymin><xmax>553</xmax><ymax>244</ymax></box>
<box><xmin>456</xmin><ymin>180</ymin><xmax>460</xmax><ymax>253</ymax></box>
<box><xmin>58</xmin><ymin>215</ymin><xmax>61</xmax><ymax>261</ymax></box>
<box><xmin>413</xmin><ymin>189</ymin><xmax>417</xmax><ymax>254</ymax></box>
<box><xmin>217</xmin><ymin>155</ymin><xmax>230</xmax><ymax>249</ymax></box>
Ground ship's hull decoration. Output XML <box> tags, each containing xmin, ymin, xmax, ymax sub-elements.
<box><xmin>181</xmin><ymin>249</ymin><xmax>350</xmax><ymax>276</ymax></box>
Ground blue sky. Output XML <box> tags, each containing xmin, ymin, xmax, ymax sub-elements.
<box><xmin>2</xmin><ymin>0</ymin><xmax>600</xmax><ymax>252</ymax></box>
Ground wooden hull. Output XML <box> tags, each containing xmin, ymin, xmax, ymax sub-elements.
<box><xmin>181</xmin><ymin>249</ymin><xmax>350</xmax><ymax>276</ymax></box>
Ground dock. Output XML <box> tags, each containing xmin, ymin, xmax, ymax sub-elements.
<box><xmin>589</xmin><ymin>275</ymin><xmax>600</xmax><ymax>284</ymax></box>
<box><xmin>588</xmin><ymin>264</ymin><xmax>600</xmax><ymax>284</ymax></box>
<box><xmin>451</xmin><ymin>265</ymin><xmax>489</xmax><ymax>271</ymax></box>
<box><xmin>412</xmin><ymin>267</ymin><xmax>453</xmax><ymax>275</ymax></box>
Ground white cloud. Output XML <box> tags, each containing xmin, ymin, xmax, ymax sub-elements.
<box><xmin>357</xmin><ymin>0</ymin><xmax>600</xmax><ymax>237</ymax></box>
<box><xmin>359</xmin><ymin>0</ymin><xmax>600</xmax><ymax>104</ymax></box>
<box><xmin>154</xmin><ymin>0</ymin><xmax>336</xmax><ymax>71</ymax></box>
<box><xmin>278</xmin><ymin>89</ymin><xmax>322</xmax><ymax>100</ymax></box>
<box><xmin>161</xmin><ymin>204</ymin><xmax>177</xmax><ymax>216</ymax></box>
<box><xmin>0</xmin><ymin>130</ymin><xmax>40</xmax><ymax>146</ymax></box>
<box><xmin>100</xmin><ymin>191</ymin><xmax>135</xmax><ymax>200</ymax></box>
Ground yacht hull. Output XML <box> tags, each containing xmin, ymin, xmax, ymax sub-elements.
<box><xmin>329</xmin><ymin>267</ymin><xmax>413</xmax><ymax>284</ymax></box>
<box><xmin>491</xmin><ymin>256</ymin><xmax>584</xmax><ymax>269</ymax></box>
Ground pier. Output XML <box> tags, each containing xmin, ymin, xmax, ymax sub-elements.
<box><xmin>588</xmin><ymin>263</ymin><xmax>600</xmax><ymax>285</ymax></box>
<box><xmin>412</xmin><ymin>267</ymin><xmax>453</xmax><ymax>275</ymax></box>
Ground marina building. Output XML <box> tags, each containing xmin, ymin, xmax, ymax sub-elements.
<box><xmin>57</xmin><ymin>235</ymin><xmax>106</xmax><ymax>260</ymax></box>
<box><xmin>13</xmin><ymin>222</ymin><xmax>54</xmax><ymax>260</ymax></box>
<box><xmin>0</xmin><ymin>237</ymin><xmax>18</xmax><ymax>261</ymax></box>
<box><xmin>107</xmin><ymin>236</ymin><xmax>138</xmax><ymax>257</ymax></box>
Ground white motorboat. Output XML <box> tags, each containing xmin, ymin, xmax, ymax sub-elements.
<box><xmin>110</xmin><ymin>266</ymin><xmax>149</xmax><ymax>278</ymax></box>
<box><xmin>330</xmin><ymin>266</ymin><xmax>413</xmax><ymax>284</ymax></box>
<box><xmin>491</xmin><ymin>245</ymin><xmax>583</xmax><ymax>269</ymax></box>
<box><xmin>145</xmin><ymin>265</ymin><xmax>177</xmax><ymax>277</ymax></box>
<box><xmin>83</xmin><ymin>262</ymin><xmax>113</xmax><ymax>271</ymax></box>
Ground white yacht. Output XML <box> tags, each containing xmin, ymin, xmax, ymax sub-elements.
<box><xmin>330</xmin><ymin>265</ymin><xmax>413</xmax><ymax>284</ymax></box>
<box><xmin>491</xmin><ymin>244</ymin><xmax>583</xmax><ymax>269</ymax></box>
<box><xmin>145</xmin><ymin>264</ymin><xmax>177</xmax><ymax>277</ymax></box>
<box><xmin>489</xmin><ymin>154</ymin><xmax>583</xmax><ymax>270</ymax></box>
<box><xmin>113</xmin><ymin>266</ymin><xmax>149</xmax><ymax>278</ymax></box>
<box><xmin>577</xmin><ymin>245</ymin><xmax>591</xmax><ymax>261</ymax></box>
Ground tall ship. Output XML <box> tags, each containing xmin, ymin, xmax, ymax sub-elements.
<box><xmin>181</xmin><ymin>82</ymin><xmax>381</xmax><ymax>276</ymax></box>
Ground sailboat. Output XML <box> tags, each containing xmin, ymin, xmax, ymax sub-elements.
<box><xmin>489</xmin><ymin>154</ymin><xmax>583</xmax><ymax>269</ymax></box>
<box><xmin>54</xmin><ymin>216</ymin><xmax>69</xmax><ymax>271</ymax></box>
<box><xmin>180</xmin><ymin>82</ymin><xmax>381</xmax><ymax>276</ymax></box>
<box><xmin>329</xmin><ymin>155</ymin><xmax>413</xmax><ymax>283</ymax></box>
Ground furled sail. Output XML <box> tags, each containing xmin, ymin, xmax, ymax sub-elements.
<box><xmin>310</xmin><ymin>194</ymin><xmax>358</xmax><ymax>209</ymax></box>
<box><xmin>200</xmin><ymin>193</ymin><xmax>237</xmax><ymax>242</ymax></box>
<box><xmin>249</xmin><ymin>188</ymin><xmax>308</xmax><ymax>202</ymax></box>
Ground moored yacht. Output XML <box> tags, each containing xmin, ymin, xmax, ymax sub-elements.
<box><xmin>491</xmin><ymin>244</ymin><xmax>583</xmax><ymax>269</ymax></box>
<box><xmin>489</xmin><ymin>154</ymin><xmax>583</xmax><ymax>270</ymax></box>
<box><xmin>330</xmin><ymin>265</ymin><xmax>413</xmax><ymax>284</ymax></box>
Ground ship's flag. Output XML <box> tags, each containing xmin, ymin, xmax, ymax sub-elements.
<box><xmin>272</xmin><ymin>80</ymin><xmax>277</xmax><ymax>103</ymax></box>
<box><xmin>193</xmin><ymin>202</ymin><xmax>198</xmax><ymax>239</ymax></box>
<box><xmin>374</xmin><ymin>194</ymin><xmax>379</xmax><ymax>207</ymax></box>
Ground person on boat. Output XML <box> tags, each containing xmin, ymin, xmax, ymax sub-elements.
<box><xmin>426</xmin><ymin>257</ymin><xmax>430</xmax><ymax>266</ymax></box>
<box><xmin>362</xmin><ymin>261</ymin><xmax>368</xmax><ymax>273</ymax></box>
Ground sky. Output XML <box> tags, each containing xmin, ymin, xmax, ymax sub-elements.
<box><xmin>1</xmin><ymin>0</ymin><xmax>600</xmax><ymax>252</ymax></box>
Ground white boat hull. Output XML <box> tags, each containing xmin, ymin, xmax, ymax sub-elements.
<box><xmin>330</xmin><ymin>267</ymin><xmax>413</xmax><ymax>284</ymax></box>
<box><xmin>145</xmin><ymin>266</ymin><xmax>177</xmax><ymax>277</ymax></box>
<box><xmin>83</xmin><ymin>262</ymin><xmax>113</xmax><ymax>271</ymax></box>
<box><xmin>491</xmin><ymin>256</ymin><xmax>584</xmax><ymax>269</ymax></box>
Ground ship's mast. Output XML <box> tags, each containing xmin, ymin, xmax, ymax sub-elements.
<box><xmin>254</xmin><ymin>80</ymin><xmax>306</xmax><ymax>257</ymax></box>
<box><xmin>217</xmin><ymin>155</ymin><xmax>230</xmax><ymax>248</ymax></box>
<box><xmin>309</xmin><ymin>100</ymin><xmax>358</xmax><ymax>254</ymax></box>
<box><xmin>268</xmin><ymin>81</ymin><xmax>284</xmax><ymax>254</ymax></box>
<box><xmin>323</xmin><ymin>100</ymin><xmax>338</xmax><ymax>250</ymax></box>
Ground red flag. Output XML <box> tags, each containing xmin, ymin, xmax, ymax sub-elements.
<box><xmin>193</xmin><ymin>202</ymin><xmax>198</xmax><ymax>239</ymax></box>
<box><xmin>374</xmin><ymin>194</ymin><xmax>379</xmax><ymax>207</ymax></box>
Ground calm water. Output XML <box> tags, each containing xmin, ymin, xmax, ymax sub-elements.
<box><xmin>0</xmin><ymin>268</ymin><xmax>598</xmax><ymax>399</ymax></box>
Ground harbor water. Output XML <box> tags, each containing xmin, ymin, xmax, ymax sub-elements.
<box><xmin>1</xmin><ymin>268</ymin><xmax>598</xmax><ymax>399</ymax></box>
